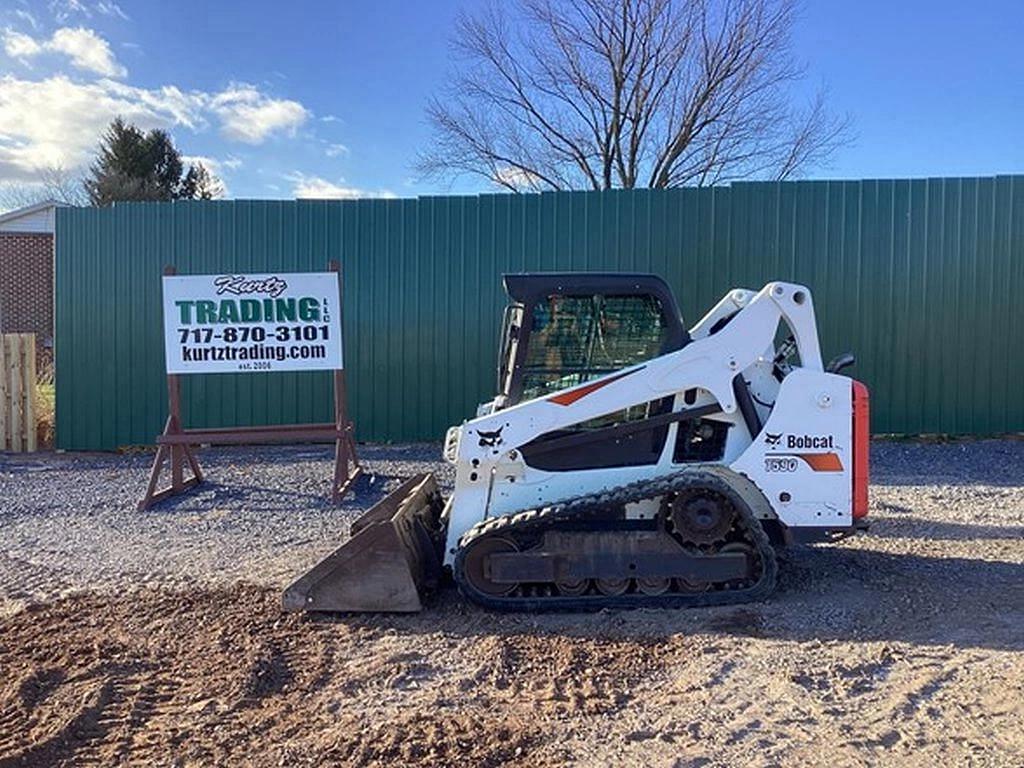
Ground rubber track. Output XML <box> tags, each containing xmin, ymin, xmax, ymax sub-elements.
<box><xmin>453</xmin><ymin>469</ymin><xmax>778</xmax><ymax>612</ymax></box>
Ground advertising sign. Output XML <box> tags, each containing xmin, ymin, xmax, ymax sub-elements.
<box><xmin>162</xmin><ymin>272</ymin><xmax>343</xmax><ymax>374</ymax></box>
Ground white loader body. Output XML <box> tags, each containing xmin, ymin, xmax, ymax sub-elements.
<box><xmin>284</xmin><ymin>275</ymin><xmax>869</xmax><ymax>614</ymax></box>
<box><xmin>441</xmin><ymin>282</ymin><xmax>857</xmax><ymax>564</ymax></box>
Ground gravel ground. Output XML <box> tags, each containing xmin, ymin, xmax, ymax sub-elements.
<box><xmin>0</xmin><ymin>440</ymin><xmax>1023</xmax><ymax>766</ymax></box>
<box><xmin>0</xmin><ymin>444</ymin><xmax>452</xmax><ymax>616</ymax></box>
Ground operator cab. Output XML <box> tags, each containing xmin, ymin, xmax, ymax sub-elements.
<box><xmin>496</xmin><ymin>273</ymin><xmax>689</xmax><ymax>408</ymax></box>
<box><xmin>488</xmin><ymin>273</ymin><xmax>732</xmax><ymax>472</ymax></box>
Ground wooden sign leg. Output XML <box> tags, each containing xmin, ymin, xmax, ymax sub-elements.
<box><xmin>332</xmin><ymin>423</ymin><xmax>362</xmax><ymax>503</ymax></box>
<box><xmin>171</xmin><ymin>442</ymin><xmax>184</xmax><ymax>491</ymax></box>
<box><xmin>183</xmin><ymin>443</ymin><xmax>205</xmax><ymax>484</ymax></box>
<box><xmin>137</xmin><ymin>375</ymin><xmax>204</xmax><ymax>510</ymax></box>
<box><xmin>138</xmin><ymin>416</ymin><xmax>173</xmax><ymax>511</ymax></box>
<box><xmin>331</xmin><ymin>368</ymin><xmax>362</xmax><ymax>504</ymax></box>
<box><xmin>328</xmin><ymin>261</ymin><xmax>362</xmax><ymax>504</ymax></box>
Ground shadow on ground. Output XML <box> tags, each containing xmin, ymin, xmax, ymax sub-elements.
<box><xmin>867</xmin><ymin>517</ymin><xmax>1024</xmax><ymax>541</ymax></box>
<box><xmin>313</xmin><ymin>546</ymin><xmax>1024</xmax><ymax>653</ymax></box>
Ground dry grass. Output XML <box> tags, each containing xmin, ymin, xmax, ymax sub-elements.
<box><xmin>35</xmin><ymin>382</ymin><xmax>54</xmax><ymax>450</ymax></box>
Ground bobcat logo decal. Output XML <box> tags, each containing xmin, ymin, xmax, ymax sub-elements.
<box><xmin>764</xmin><ymin>432</ymin><xmax>783</xmax><ymax>447</ymax></box>
<box><xmin>477</xmin><ymin>427</ymin><xmax>504</xmax><ymax>447</ymax></box>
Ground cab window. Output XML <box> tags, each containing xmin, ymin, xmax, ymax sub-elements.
<box><xmin>520</xmin><ymin>293</ymin><xmax>668</xmax><ymax>402</ymax></box>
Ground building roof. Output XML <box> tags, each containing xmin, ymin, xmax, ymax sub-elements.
<box><xmin>0</xmin><ymin>199</ymin><xmax>63</xmax><ymax>226</ymax></box>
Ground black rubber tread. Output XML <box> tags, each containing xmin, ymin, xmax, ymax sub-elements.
<box><xmin>452</xmin><ymin>468</ymin><xmax>778</xmax><ymax>612</ymax></box>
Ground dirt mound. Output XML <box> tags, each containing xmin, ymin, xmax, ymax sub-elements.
<box><xmin>0</xmin><ymin>587</ymin><xmax>562</xmax><ymax>768</ymax></box>
<box><xmin>2</xmin><ymin>580</ymin><xmax>1023</xmax><ymax>766</ymax></box>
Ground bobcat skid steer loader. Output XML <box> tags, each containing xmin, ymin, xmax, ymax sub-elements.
<box><xmin>283</xmin><ymin>274</ymin><xmax>869</xmax><ymax>613</ymax></box>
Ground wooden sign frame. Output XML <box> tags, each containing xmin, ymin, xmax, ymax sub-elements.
<box><xmin>138</xmin><ymin>261</ymin><xmax>361</xmax><ymax>510</ymax></box>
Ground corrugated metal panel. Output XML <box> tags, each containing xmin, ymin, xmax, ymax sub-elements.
<box><xmin>55</xmin><ymin>177</ymin><xmax>1024</xmax><ymax>450</ymax></box>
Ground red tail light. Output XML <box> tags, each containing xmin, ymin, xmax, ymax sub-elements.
<box><xmin>852</xmin><ymin>380</ymin><xmax>870</xmax><ymax>519</ymax></box>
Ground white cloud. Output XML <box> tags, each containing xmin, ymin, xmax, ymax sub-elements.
<box><xmin>492</xmin><ymin>165</ymin><xmax>543</xmax><ymax>191</ymax></box>
<box><xmin>47</xmin><ymin>1</ymin><xmax>131</xmax><ymax>24</ymax></box>
<box><xmin>0</xmin><ymin>74</ymin><xmax>204</xmax><ymax>180</ymax></box>
<box><xmin>287</xmin><ymin>172</ymin><xmax>395</xmax><ymax>200</ymax></box>
<box><xmin>325</xmin><ymin>142</ymin><xmax>348</xmax><ymax>158</ymax></box>
<box><xmin>48</xmin><ymin>0</ymin><xmax>91</xmax><ymax>23</ymax></box>
<box><xmin>181</xmin><ymin>154</ymin><xmax>223</xmax><ymax>175</ymax></box>
<box><xmin>50</xmin><ymin>27</ymin><xmax>126</xmax><ymax>76</ymax></box>
<box><xmin>95</xmin><ymin>1</ymin><xmax>128</xmax><ymax>20</ymax></box>
<box><xmin>3</xmin><ymin>26</ymin><xmax>127</xmax><ymax>77</ymax></box>
<box><xmin>13</xmin><ymin>10</ymin><xmax>39</xmax><ymax>31</ymax></box>
<box><xmin>0</xmin><ymin>74</ymin><xmax>312</xmax><ymax>183</ymax></box>
<box><xmin>101</xmin><ymin>79</ymin><xmax>203</xmax><ymax>127</ymax></box>
<box><xmin>3</xmin><ymin>28</ymin><xmax>42</xmax><ymax>58</ymax></box>
<box><xmin>209</xmin><ymin>83</ymin><xmax>308</xmax><ymax>144</ymax></box>
<box><xmin>180</xmin><ymin>154</ymin><xmax>241</xmax><ymax>186</ymax></box>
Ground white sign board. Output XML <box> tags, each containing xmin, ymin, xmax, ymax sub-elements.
<box><xmin>162</xmin><ymin>272</ymin><xmax>343</xmax><ymax>374</ymax></box>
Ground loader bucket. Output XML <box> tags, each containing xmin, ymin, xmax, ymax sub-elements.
<box><xmin>282</xmin><ymin>473</ymin><xmax>446</xmax><ymax>613</ymax></box>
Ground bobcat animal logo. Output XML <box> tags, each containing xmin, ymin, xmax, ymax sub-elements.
<box><xmin>764</xmin><ymin>432</ymin><xmax>783</xmax><ymax>447</ymax></box>
<box><xmin>477</xmin><ymin>426</ymin><xmax>504</xmax><ymax>447</ymax></box>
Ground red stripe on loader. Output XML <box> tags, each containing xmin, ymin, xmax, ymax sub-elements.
<box><xmin>547</xmin><ymin>368</ymin><xmax>642</xmax><ymax>406</ymax></box>
<box><xmin>798</xmin><ymin>452</ymin><xmax>844</xmax><ymax>472</ymax></box>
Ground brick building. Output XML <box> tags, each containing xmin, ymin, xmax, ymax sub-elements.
<box><xmin>0</xmin><ymin>200</ymin><xmax>62</xmax><ymax>370</ymax></box>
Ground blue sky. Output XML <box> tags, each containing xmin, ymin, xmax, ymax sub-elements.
<box><xmin>1</xmin><ymin>0</ymin><xmax>1021</xmax><ymax>200</ymax></box>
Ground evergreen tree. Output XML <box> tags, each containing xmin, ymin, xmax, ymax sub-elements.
<box><xmin>83</xmin><ymin>118</ymin><xmax>224</xmax><ymax>205</ymax></box>
<box><xmin>179</xmin><ymin>162</ymin><xmax>225</xmax><ymax>200</ymax></box>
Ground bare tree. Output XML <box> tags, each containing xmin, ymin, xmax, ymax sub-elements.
<box><xmin>418</xmin><ymin>0</ymin><xmax>849</xmax><ymax>191</ymax></box>
<box><xmin>0</xmin><ymin>183</ymin><xmax>41</xmax><ymax>213</ymax></box>
<box><xmin>39</xmin><ymin>165</ymin><xmax>89</xmax><ymax>206</ymax></box>
<box><xmin>0</xmin><ymin>164</ymin><xmax>88</xmax><ymax>213</ymax></box>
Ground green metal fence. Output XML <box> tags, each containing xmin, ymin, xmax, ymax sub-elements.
<box><xmin>55</xmin><ymin>177</ymin><xmax>1024</xmax><ymax>450</ymax></box>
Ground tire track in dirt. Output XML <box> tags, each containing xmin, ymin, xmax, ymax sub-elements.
<box><xmin>316</xmin><ymin>708</ymin><xmax>542</xmax><ymax>766</ymax></box>
<box><xmin>0</xmin><ymin>587</ymin><xmax>657</xmax><ymax>767</ymax></box>
<box><xmin>2</xmin><ymin>581</ymin><xmax>1023</xmax><ymax>766</ymax></box>
<box><xmin>457</xmin><ymin>633</ymin><xmax>667</xmax><ymax>716</ymax></box>
<box><xmin>0</xmin><ymin>663</ymin><xmax>160</xmax><ymax>768</ymax></box>
<box><xmin>0</xmin><ymin>668</ymin><xmax>66</xmax><ymax>761</ymax></box>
